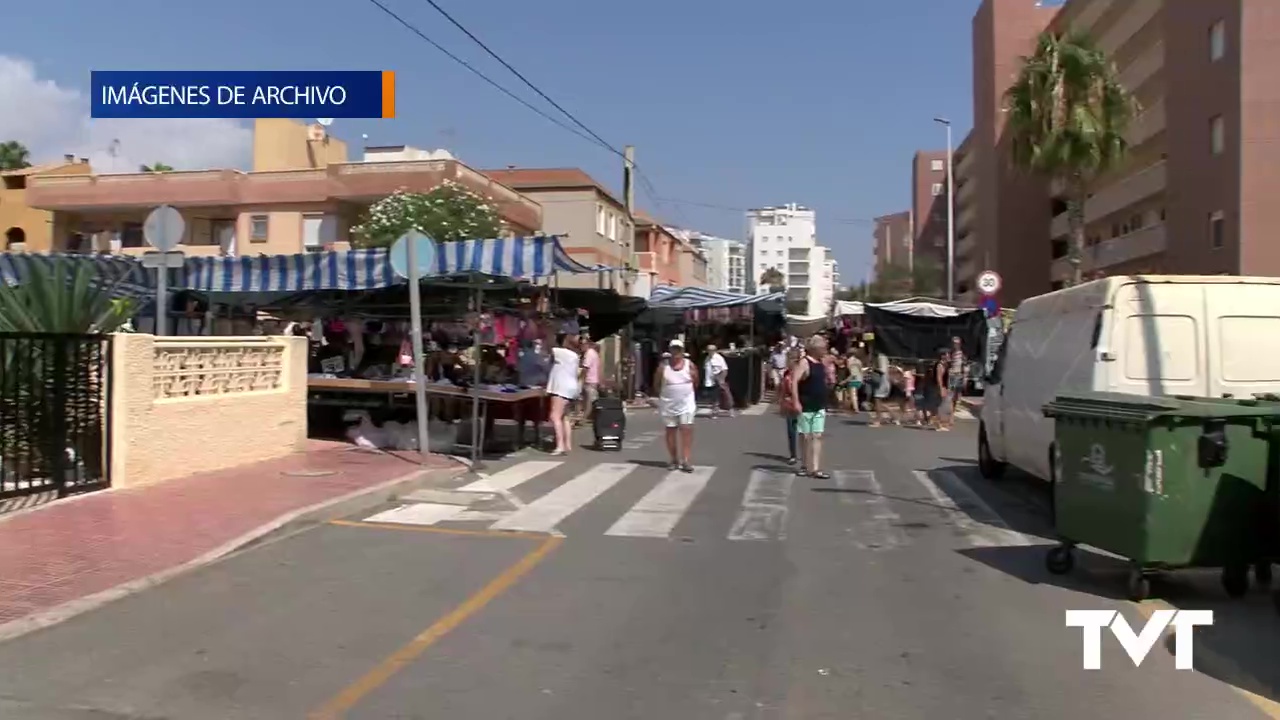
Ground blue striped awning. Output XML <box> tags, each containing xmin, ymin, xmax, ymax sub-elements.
<box><xmin>0</xmin><ymin>252</ymin><xmax>154</xmax><ymax>300</ymax></box>
<box><xmin>181</xmin><ymin>250</ymin><xmax>396</xmax><ymax>293</ymax></box>
<box><xmin>648</xmin><ymin>285</ymin><xmax>784</xmax><ymax>308</ymax></box>
<box><xmin>179</xmin><ymin>235</ymin><xmax>602</xmax><ymax>293</ymax></box>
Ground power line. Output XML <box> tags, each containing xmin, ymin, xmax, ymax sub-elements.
<box><xmin>367</xmin><ymin>0</ymin><xmax>872</xmax><ymax>230</ymax></box>
<box><xmin>415</xmin><ymin>0</ymin><xmax>623</xmax><ymax>158</ymax></box>
<box><xmin>367</xmin><ymin>0</ymin><xmax>677</xmax><ymax>213</ymax></box>
<box><xmin>362</xmin><ymin>0</ymin><xmax>612</xmax><ymax>154</ymax></box>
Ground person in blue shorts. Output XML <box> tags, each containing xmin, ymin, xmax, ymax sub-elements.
<box><xmin>788</xmin><ymin>335</ymin><xmax>830</xmax><ymax>479</ymax></box>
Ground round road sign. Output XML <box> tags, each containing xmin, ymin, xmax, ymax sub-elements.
<box><xmin>143</xmin><ymin>205</ymin><xmax>185</xmax><ymax>251</ymax></box>
<box><xmin>976</xmin><ymin>270</ymin><xmax>1002</xmax><ymax>296</ymax></box>
<box><xmin>389</xmin><ymin>231</ymin><xmax>439</xmax><ymax>279</ymax></box>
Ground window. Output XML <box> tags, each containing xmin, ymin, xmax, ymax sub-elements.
<box><xmin>595</xmin><ymin>205</ymin><xmax>606</xmax><ymax>235</ymax></box>
<box><xmin>1210</xmin><ymin>210</ymin><xmax>1225</xmax><ymax>249</ymax></box>
<box><xmin>607</xmin><ymin>214</ymin><xmax>617</xmax><ymax>241</ymax></box>
<box><xmin>1210</xmin><ymin>19</ymin><xmax>1226</xmax><ymax>61</ymax></box>
<box><xmin>931</xmin><ymin>183</ymin><xmax>944</xmax><ymax>196</ymax></box>
<box><xmin>776</xmin><ymin>249</ymin><xmax>784</xmax><ymax>257</ymax></box>
<box><xmin>931</xmin><ymin>159</ymin><xmax>944</xmax><ymax>172</ymax></box>
<box><xmin>1210</xmin><ymin>115</ymin><xmax>1225</xmax><ymax>155</ymax></box>
<box><xmin>249</xmin><ymin>215</ymin><xmax>269</xmax><ymax>242</ymax></box>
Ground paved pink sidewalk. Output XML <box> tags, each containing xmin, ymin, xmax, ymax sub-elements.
<box><xmin>0</xmin><ymin>442</ymin><xmax>461</xmax><ymax>632</ymax></box>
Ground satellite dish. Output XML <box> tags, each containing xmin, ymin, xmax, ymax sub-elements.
<box><xmin>317</xmin><ymin>118</ymin><xmax>334</xmax><ymax>127</ymax></box>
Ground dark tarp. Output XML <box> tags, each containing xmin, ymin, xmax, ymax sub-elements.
<box><xmin>865</xmin><ymin>306</ymin><xmax>987</xmax><ymax>361</ymax></box>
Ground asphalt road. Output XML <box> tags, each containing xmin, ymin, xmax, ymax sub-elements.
<box><xmin>0</xmin><ymin>408</ymin><xmax>1274</xmax><ymax>719</ymax></box>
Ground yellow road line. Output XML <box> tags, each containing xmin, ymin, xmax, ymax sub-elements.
<box><xmin>1131</xmin><ymin>598</ymin><xmax>1280</xmax><ymax>718</ymax></box>
<box><xmin>308</xmin><ymin>533</ymin><xmax>563</xmax><ymax>719</ymax></box>
<box><xmin>327</xmin><ymin>518</ymin><xmax>547</xmax><ymax>541</ymax></box>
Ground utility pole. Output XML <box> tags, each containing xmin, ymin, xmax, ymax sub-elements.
<box><xmin>621</xmin><ymin>145</ymin><xmax>636</xmax><ymax>398</ymax></box>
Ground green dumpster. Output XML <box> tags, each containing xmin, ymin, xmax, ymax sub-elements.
<box><xmin>1041</xmin><ymin>391</ymin><xmax>1280</xmax><ymax>601</ymax></box>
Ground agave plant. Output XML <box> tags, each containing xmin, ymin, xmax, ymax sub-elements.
<box><xmin>0</xmin><ymin>258</ymin><xmax>137</xmax><ymax>333</ymax></box>
<box><xmin>0</xmin><ymin>259</ymin><xmax>136</xmax><ymax>493</ymax></box>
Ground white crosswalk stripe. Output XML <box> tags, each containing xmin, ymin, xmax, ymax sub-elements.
<box><xmin>357</xmin><ymin>459</ymin><xmax>1033</xmax><ymax>548</ymax></box>
<box><xmin>910</xmin><ymin>469</ymin><xmax>1031</xmax><ymax>547</ymax></box>
<box><xmin>835</xmin><ymin>470</ymin><xmax>906</xmax><ymax>551</ymax></box>
<box><xmin>605</xmin><ymin>466</ymin><xmax>715</xmax><ymax>538</ymax></box>
<box><xmin>727</xmin><ymin>468</ymin><xmax>794</xmax><ymax>541</ymax></box>
<box><xmin>490</xmin><ymin>463</ymin><xmax>637</xmax><ymax>534</ymax></box>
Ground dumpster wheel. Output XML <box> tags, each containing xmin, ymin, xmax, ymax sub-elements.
<box><xmin>1222</xmin><ymin>565</ymin><xmax>1250</xmax><ymax>598</ymax></box>
<box><xmin>1045</xmin><ymin>545</ymin><xmax>1074</xmax><ymax>575</ymax></box>
<box><xmin>1126</xmin><ymin>568</ymin><xmax>1151</xmax><ymax>602</ymax></box>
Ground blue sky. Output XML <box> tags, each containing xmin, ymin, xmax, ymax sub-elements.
<box><xmin>4</xmin><ymin>0</ymin><xmax>981</xmax><ymax>285</ymax></box>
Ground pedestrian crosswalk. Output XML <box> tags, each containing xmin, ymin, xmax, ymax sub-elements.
<box><xmin>360</xmin><ymin>461</ymin><xmax>1037</xmax><ymax>548</ymax></box>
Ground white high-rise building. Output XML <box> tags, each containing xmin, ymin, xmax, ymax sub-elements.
<box><xmin>747</xmin><ymin>203</ymin><xmax>833</xmax><ymax>316</ymax></box>
<box><xmin>666</xmin><ymin>228</ymin><xmax>746</xmax><ymax>293</ymax></box>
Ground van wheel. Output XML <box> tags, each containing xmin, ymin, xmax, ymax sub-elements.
<box><xmin>978</xmin><ymin>424</ymin><xmax>1005</xmax><ymax>480</ymax></box>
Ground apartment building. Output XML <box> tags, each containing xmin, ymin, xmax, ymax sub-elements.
<box><xmin>672</xmin><ymin>230</ymin><xmax>746</xmax><ymax>292</ymax></box>
<box><xmin>480</xmin><ymin>167</ymin><xmax>634</xmax><ymax>293</ymax></box>
<box><xmin>25</xmin><ymin>119</ymin><xmax>541</xmax><ymax>256</ymax></box>
<box><xmin>747</xmin><ymin>203</ymin><xmax>834</xmax><ymax>316</ymax></box>
<box><xmin>965</xmin><ymin>0</ymin><xmax>1280</xmax><ymax>305</ymax></box>
<box><xmin>873</xmin><ymin>210</ymin><xmax>913</xmax><ymax>277</ymax></box>
<box><xmin>911</xmin><ymin>150</ymin><xmax>949</xmax><ymax>272</ymax></box>
<box><xmin>954</xmin><ymin>131</ymin><xmax>979</xmax><ymax>299</ymax></box>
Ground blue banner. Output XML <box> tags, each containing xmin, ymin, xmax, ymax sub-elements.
<box><xmin>90</xmin><ymin>70</ymin><xmax>395</xmax><ymax>119</ymax></box>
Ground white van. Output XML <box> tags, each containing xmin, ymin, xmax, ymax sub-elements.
<box><xmin>979</xmin><ymin>275</ymin><xmax>1280</xmax><ymax>484</ymax></box>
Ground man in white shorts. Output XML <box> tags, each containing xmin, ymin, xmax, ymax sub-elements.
<box><xmin>652</xmin><ymin>339</ymin><xmax>699</xmax><ymax>472</ymax></box>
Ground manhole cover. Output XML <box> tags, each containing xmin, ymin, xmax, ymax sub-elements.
<box><xmin>281</xmin><ymin>470</ymin><xmax>340</xmax><ymax>478</ymax></box>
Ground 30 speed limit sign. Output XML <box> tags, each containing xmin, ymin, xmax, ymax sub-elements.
<box><xmin>976</xmin><ymin>270</ymin><xmax>1002</xmax><ymax>296</ymax></box>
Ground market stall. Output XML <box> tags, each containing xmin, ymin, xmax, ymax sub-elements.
<box><xmin>171</xmin><ymin>237</ymin><xmax>623</xmax><ymax>464</ymax></box>
<box><xmin>640</xmin><ymin>285</ymin><xmax>785</xmax><ymax>408</ymax></box>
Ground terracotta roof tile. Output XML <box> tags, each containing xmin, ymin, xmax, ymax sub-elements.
<box><xmin>481</xmin><ymin>167</ymin><xmax>625</xmax><ymax>209</ymax></box>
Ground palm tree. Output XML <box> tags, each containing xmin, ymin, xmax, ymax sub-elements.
<box><xmin>759</xmin><ymin>267</ymin><xmax>785</xmax><ymax>292</ymax></box>
<box><xmin>140</xmin><ymin>162</ymin><xmax>174</xmax><ymax>173</ymax></box>
<box><xmin>0</xmin><ymin>141</ymin><xmax>31</xmax><ymax>170</ymax></box>
<box><xmin>1004</xmin><ymin>30</ymin><xmax>1138</xmax><ymax>286</ymax></box>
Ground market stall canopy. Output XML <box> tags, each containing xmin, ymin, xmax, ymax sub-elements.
<box><xmin>785</xmin><ymin>314</ymin><xmax>831</xmax><ymax>338</ymax></box>
<box><xmin>864</xmin><ymin>301</ymin><xmax>987</xmax><ymax>361</ymax></box>
<box><xmin>180</xmin><ymin>235</ymin><xmax>602</xmax><ymax>294</ymax></box>
<box><xmin>866</xmin><ymin>298</ymin><xmax>969</xmax><ymax>318</ymax></box>
<box><xmin>0</xmin><ymin>252</ymin><xmax>154</xmax><ymax>300</ymax></box>
<box><xmin>834</xmin><ymin>298</ymin><xmax>973</xmax><ymax>319</ymax></box>
<box><xmin>648</xmin><ymin>285</ymin><xmax>784</xmax><ymax>308</ymax></box>
<box><xmin>833</xmin><ymin>300</ymin><xmax>864</xmax><ymax>317</ymax></box>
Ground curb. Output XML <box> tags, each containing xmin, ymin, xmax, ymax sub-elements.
<box><xmin>0</xmin><ymin>461</ymin><xmax>467</xmax><ymax>646</ymax></box>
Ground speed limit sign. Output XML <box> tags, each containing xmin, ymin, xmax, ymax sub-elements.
<box><xmin>976</xmin><ymin>270</ymin><xmax>1002</xmax><ymax>296</ymax></box>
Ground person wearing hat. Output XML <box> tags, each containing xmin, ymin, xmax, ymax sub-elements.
<box><xmin>652</xmin><ymin>339</ymin><xmax>698</xmax><ymax>472</ymax></box>
<box><xmin>703</xmin><ymin>343</ymin><xmax>733</xmax><ymax>418</ymax></box>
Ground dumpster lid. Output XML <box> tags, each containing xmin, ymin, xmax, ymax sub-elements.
<box><xmin>1044</xmin><ymin>391</ymin><xmax>1280</xmax><ymax>421</ymax></box>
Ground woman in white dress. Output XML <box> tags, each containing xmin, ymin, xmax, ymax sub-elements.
<box><xmin>545</xmin><ymin>335</ymin><xmax>582</xmax><ymax>455</ymax></box>
<box><xmin>652</xmin><ymin>339</ymin><xmax>699</xmax><ymax>472</ymax></box>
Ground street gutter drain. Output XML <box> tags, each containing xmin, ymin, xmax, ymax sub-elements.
<box><xmin>281</xmin><ymin>470</ymin><xmax>341</xmax><ymax>477</ymax></box>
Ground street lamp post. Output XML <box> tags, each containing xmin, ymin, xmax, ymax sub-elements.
<box><xmin>934</xmin><ymin>117</ymin><xmax>955</xmax><ymax>302</ymax></box>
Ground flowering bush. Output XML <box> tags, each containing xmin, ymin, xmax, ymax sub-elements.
<box><xmin>353</xmin><ymin>180</ymin><xmax>504</xmax><ymax>247</ymax></box>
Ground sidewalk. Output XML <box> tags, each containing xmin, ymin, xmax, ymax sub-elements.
<box><xmin>0</xmin><ymin>442</ymin><xmax>464</xmax><ymax>641</ymax></box>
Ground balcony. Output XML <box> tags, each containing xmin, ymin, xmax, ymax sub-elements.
<box><xmin>1068</xmin><ymin>0</ymin><xmax>1115</xmax><ymax>33</ymax></box>
<box><xmin>1050</xmin><ymin>160</ymin><xmax>1166</xmax><ymax>238</ymax></box>
<box><xmin>1127</xmin><ymin>98</ymin><xmax>1164</xmax><ymax>147</ymax></box>
<box><xmin>957</xmin><ymin>201</ymin><xmax>977</xmax><ymax>235</ymax></box>
<box><xmin>957</xmin><ymin>174</ymin><xmax>977</xmax><ymax>205</ymax></box>
<box><xmin>1119</xmin><ymin>40</ymin><xmax>1163</xmax><ymax>93</ymax></box>
<box><xmin>27</xmin><ymin>159</ymin><xmax>542</xmax><ymax>234</ymax></box>
<box><xmin>789</xmin><ymin>274</ymin><xmax>810</xmax><ymax>288</ymax></box>
<box><xmin>1099</xmin><ymin>0</ymin><xmax>1160</xmax><ymax>56</ymax></box>
<box><xmin>1051</xmin><ymin>222</ymin><xmax>1167</xmax><ymax>281</ymax></box>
